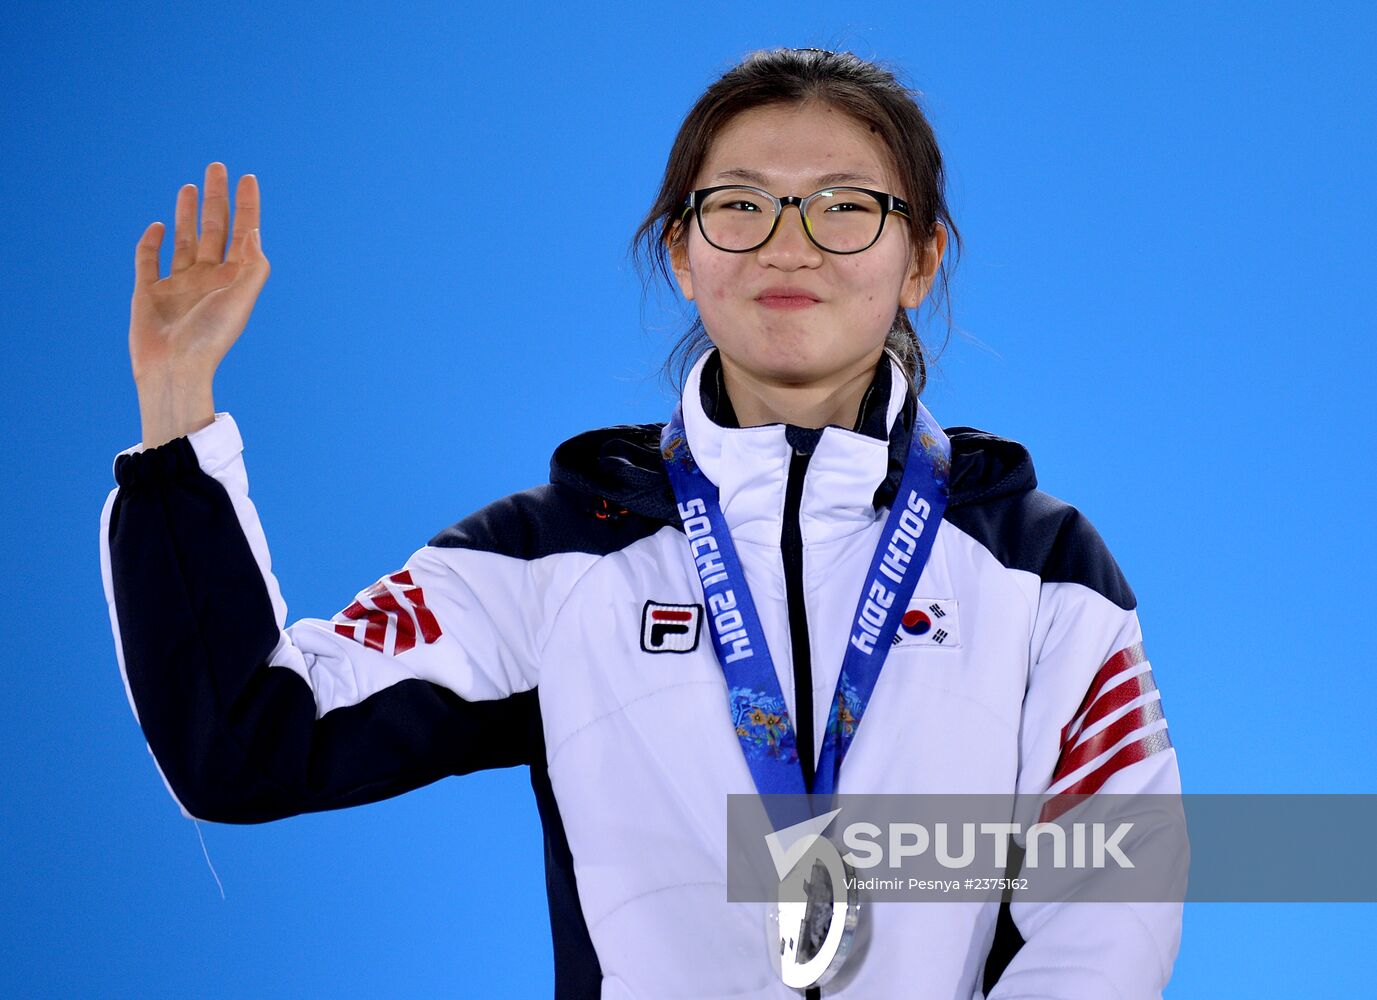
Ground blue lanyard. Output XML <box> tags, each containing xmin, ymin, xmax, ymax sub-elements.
<box><xmin>660</xmin><ymin>390</ymin><xmax>951</xmax><ymax>807</ymax></box>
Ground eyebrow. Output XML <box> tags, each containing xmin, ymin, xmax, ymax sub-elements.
<box><xmin>711</xmin><ymin>167</ymin><xmax>882</xmax><ymax>188</ymax></box>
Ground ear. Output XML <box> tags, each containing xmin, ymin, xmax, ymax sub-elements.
<box><xmin>898</xmin><ymin>221</ymin><xmax>948</xmax><ymax>310</ymax></box>
<box><xmin>667</xmin><ymin>219</ymin><xmax>695</xmax><ymax>302</ymax></box>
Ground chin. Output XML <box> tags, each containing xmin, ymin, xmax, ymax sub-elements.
<box><xmin>764</xmin><ymin>358</ymin><xmax>834</xmax><ymax>386</ymax></box>
<box><xmin>731</xmin><ymin>345</ymin><xmax>848</xmax><ymax>387</ymax></box>
<box><xmin>709</xmin><ymin>317</ymin><xmax>885</xmax><ymax>386</ymax></box>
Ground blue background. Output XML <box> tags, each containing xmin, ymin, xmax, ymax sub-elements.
<box><xmin>3</xmin><ymin>2</ymin><xmax>1373</xmax><ymax>996</ymax></box>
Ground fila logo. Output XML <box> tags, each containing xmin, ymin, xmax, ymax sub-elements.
<box><xmin>641</xmin><ymin>601</ymin><xmax>703</xmax><ymax>654</ymax></box>
<box><xmin>890</xmin><ymin>597</ymin><xmax>962</xmax><ymax>649</ymax></box>
<box><xmin>332</xmin><ymin>569</ymin><xmax>443</xmax><ymax>656</ymax></box>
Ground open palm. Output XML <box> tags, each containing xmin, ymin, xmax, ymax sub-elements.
<box><xmin>129</xmin><ymin>162</ymin><xmax>269</xmax><ymax>387</ymax></box>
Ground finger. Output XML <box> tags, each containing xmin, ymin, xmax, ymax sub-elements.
<box><xmin>230</xmin><ymin>228</ymin><xmax>270</xmax><ymax>294</ymax></box>
<box><xmin>170</xmin><ymin>183</ymin><xmax>198</xmax><ymax>274</ymax></box>
<box><xmin>134</xmin><ymin>221</ymin><xmax>165</xmax><ymax>290</ymax></box>
<box><xmin>197</xmin><ymin>162</ymin><xmax>230</xmax><ymax>264</ymax></box>
<box><xmin>226</xmin><ymin>173</ymin><xmax>261</xmax><ymax>265</ymax></box>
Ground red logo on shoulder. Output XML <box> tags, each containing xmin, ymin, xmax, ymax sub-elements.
<box><xmin>332</xmin><ymin>570</ymin><xmax>442</xmax><ymax>655</ymax></box>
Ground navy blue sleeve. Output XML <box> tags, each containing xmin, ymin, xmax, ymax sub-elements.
<box><xmin>103</xmin><ymin>435</ymin><xmax>539</xmax><ymax>825</ymax></box>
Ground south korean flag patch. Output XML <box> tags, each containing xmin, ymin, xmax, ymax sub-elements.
<box><xmin>641</xmin><ymin>601</ymin><xmax>703</xmax><ymax>654</ymax></box>
<box><xmin>891</xmin><ymin>597</ymin><xmax>962</xmax><ymax>649</ymax></box>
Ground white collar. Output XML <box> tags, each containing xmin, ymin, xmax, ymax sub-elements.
<box><xmin>678</xmin><ymin>349</ymin><xmax>912</xmax><ymax>547</ymax></box>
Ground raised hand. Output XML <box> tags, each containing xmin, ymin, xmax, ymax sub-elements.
<box><xmin>129</xmin><ymin>162</ymin><xmax>270</xmax><ymax>447</ymax></box>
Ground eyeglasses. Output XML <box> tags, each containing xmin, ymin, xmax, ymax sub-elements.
<box><xmin>679</xmin><ymin>184</ymin><xmax>911</xmax><ymax>255</ymax></box>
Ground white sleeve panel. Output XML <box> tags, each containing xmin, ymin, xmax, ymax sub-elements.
<box><xmin>279</xmin><ymin>541</ymin><xmax>596</xmax><ymax>719</ymax></box>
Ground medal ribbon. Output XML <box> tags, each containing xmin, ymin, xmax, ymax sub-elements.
<box><xmin>660</xmin><ymin>392</ymin><xmax>951</xmax><ymax>811</ymax></box>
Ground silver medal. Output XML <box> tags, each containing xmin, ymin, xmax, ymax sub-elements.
<box><xmin>767</xmin><ymin>833</ymin><xmax>861</xmax><ymax>991</ymax></box>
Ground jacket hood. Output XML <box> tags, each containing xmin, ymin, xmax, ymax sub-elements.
<box><xmin>549</xmin><ymin>369</ymin><xmax>1038</xmax><ymax>524</ymax></box>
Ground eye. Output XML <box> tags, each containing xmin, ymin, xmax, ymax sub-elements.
<box><xmin>724</xmin><ymin>200</ymin><xmax>762</xmax><ymax>212</ymax></box>
<box><xmin>823</xmin><ymin>200</ymin><xmax>873</xmax><ymax>213</ymax></box>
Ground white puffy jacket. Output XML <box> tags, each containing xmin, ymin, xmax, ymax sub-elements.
<box><xmin>100</xmin><ymin>347</ymin><xmax>1181</xmax><ymax>998</ymax></box>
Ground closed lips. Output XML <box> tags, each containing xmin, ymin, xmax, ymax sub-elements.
<box><xmin>756</xmin><ymin>288</ymin><xmax>820</xmax><ymax>301</ymax></box>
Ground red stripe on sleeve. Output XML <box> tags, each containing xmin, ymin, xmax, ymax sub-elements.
<box><xmin>1039</xmin><ymin>729</ymin><xmax>1175</xmax><ymax>823</ymax></box>
<box><xmin>360</xmin><ymin>607</ymin><xmax>389</xmax><ymax>652</ymax></box>
<box><xmin>1052</xmin><ymin>698</ymin><xmax>1165</xmax><ymax>784</ymax></box>
<box><xmin>1060</xmin><ymin>641</ymin><xmax>1147</xmax><ymax>749</ymax></box>
<box><xmin>400</xmin><ymin>585</ymin><xmax>443</xmax><ymax>643</ymax></box>
<box><xmin>1063</xmin><ymin>727</ymin><xmax>1172</xmax><ymax>797</ymax></box>
<box><xmin>1066</xmin><ymin>671</ymin><xmax>1159</xmax><ymax>751</ymax></box>
<box><xmin>369</xmin><ymin>591</ymin><xmax>415</xmax><ymax>655</ymax></box>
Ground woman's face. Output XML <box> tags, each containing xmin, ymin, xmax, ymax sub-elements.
<box><xmin>669</xmin><ymin>101</ymin><xmax>945</xmax><ymax>389</ymax></box>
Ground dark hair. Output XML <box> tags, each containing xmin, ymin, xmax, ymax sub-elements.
<box><xmin>629</xmin><ymin>47</ymin><xmax>963</xmax><ymax>396</ymax></box>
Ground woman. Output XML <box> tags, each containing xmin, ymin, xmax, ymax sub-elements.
<box><xmin>102</xmin><ymin>48</ymin><xmax>1180</xmax><ymax>999</ymax></box>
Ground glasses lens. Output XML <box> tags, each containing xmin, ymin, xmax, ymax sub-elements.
<box><xmin>804</xmin><ymin>189</ymin><xmax>885</xmax><ymax>252</ymax></box>
<box><xmin>698</xmin><ymin>187</ymin><xmax>777</xmax><ymax>251</ymax></box>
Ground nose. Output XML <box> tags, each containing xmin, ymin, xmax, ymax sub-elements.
<box><xmin>756</xmin><ymin>203</ymin><xmax>823</xmax><ymax>263</ymax></box>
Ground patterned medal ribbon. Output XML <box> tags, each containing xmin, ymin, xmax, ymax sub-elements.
<box><xmin>661</xmin><ymin>386</ymin><xmax>950</xmax><ymax>991</ymax></box>
<box><xmin>660</xmin><ymin>392</ymin><xmax>951</xmax><ymax>809</ymax></box>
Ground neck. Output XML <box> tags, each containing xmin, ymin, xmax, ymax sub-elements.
<box><xmin>717</xmin><ymin>348</ymin><xmax>885</xmax><ymax>430</ymax></box>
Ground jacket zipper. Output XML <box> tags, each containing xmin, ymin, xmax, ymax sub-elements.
<box><xmin>781</xmin><ymin>446</ymin><xmax>816</xmax><ymax>792</ymax></box>
<box><xmin>762</xmin><ymin>379</ymin><xmax>884</xmax><ymax>998</ymax></box>
<box><xmin>787</xmin><ymin>440</ymin><xmax>826</xmax><ymax>1000</ymax></box>
<box><xmin>783</xmin><ymin>442</ymin><xmax>825</xmax><ymax>1000</ymax></box>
